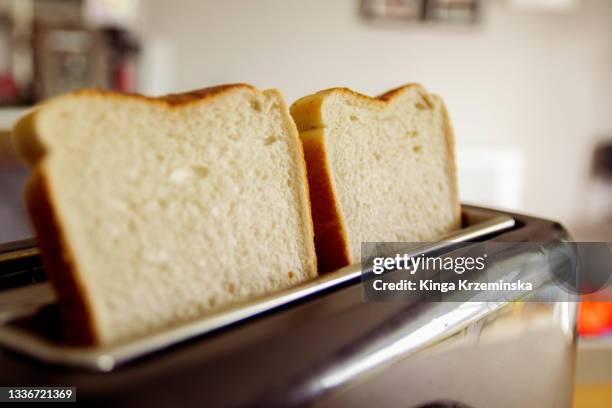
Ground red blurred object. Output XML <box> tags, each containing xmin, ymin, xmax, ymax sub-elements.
<box><xmin>0</xmin><ymin>73</ymin><xmax>21</xmax><ymax>104</ymax></box>
<box><xmin>578</xmin><ymin>302</ymin><xmax>612</xmax><ymax>336</ymax></box>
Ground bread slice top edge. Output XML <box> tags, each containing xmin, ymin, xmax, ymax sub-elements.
<box><xmin>290</xmin><ymin>83</ymin><xmax>434</xmax><ymax>132</ymax></box>
<box><xmin>12</xmin><ymin>83</ymin><xmax>267</xmax><ymax>167</ymax></box>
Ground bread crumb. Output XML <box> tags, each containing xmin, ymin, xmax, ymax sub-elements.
<box><xmin>421</xmin><ymin>93</ymin><xmax>434</xmax><ymax>109</ymax></box>
<box><xmin>288</xmin><ymin>271</ymin><xmax>295</xmax><ymax>279</ymax></box>
<box><xmin>250</xmin><ymin>99</ymin><xmax>262</xmax><ymax>112</ymax></box>
<box><xmin>264</xmin><ymin>135</ymin><xmax>277</xmax><ymax>145</ymax></box>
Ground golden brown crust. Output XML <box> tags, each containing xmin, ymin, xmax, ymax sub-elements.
<box><xmin>292</xmin><ymin>83</ymin><xmax>427</xmax><ymax>111</ymax></box>
<box><xmin>26</xmin><ymin>168</ymin><xmax>100</xmax><ymax>345</ymax></box>
<box><xmin>377</xmin><ymin>84</ymin><xmax>425</xmax><ymax>101</ymax></box>
<box><xmin>293</xmin><ymin>131</ymin><xmax>319</xmax><ymax>278</ymax></box>
<box><xmin>65</xmin><ymin>83</ymin><xmax>257</xmax><ymax>107</ymax></box>
<box><xmin>299</xmin><ymin>130</ymin><xmax>351</xmax><ymax>272</ymax></box>
<box><xmin>269</xmin><ymin>88</ymin><xmax>318</xmax><ymax>277</ymax></box>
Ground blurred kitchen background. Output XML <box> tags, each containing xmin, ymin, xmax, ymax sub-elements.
<box><xmin>0</xmin><ymin>0</ymin><xmax>611</xmax><ymax>403</ymax></box>
<box><xmin>1</xmin><ymin>0</ymin><xmax>612</xmax><ymax>242</ymax></box>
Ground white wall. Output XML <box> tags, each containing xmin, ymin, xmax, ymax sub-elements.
<box><xmin>139</xmin><ymin>0</ymin><xmax>612</xmax><ymax>227</ymax></box>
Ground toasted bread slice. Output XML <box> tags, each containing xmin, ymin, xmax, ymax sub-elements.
<box><xmin>290</xmin><ymin>84</ymin><xmax>460</xmax><ymax>272</ymax></box>
<box><xmin>13</xmin><ymin>84</ymin><xmax>317</xmax><ymax>345</ymax></box>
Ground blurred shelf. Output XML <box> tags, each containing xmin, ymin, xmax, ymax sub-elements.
<box><xmin>0</xmin><ymin>107</ymin><xmax>30</xmax><ymax>131</ymax></box>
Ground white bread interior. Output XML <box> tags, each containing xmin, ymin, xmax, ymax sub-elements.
<box><xmin>291</xmin><ymin>84</ymin><xmax>460</xmax><ymax>271</ymax></box>
<box><xmin>13</xmin><ymin>85</ymin><xmax>317</xmax><ymax>345</ymax></box>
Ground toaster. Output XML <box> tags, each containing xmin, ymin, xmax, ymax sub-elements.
<box><xmin>0</xmin><ymin>205</ymin><xmax>576</xmax><ymax>407</ymax></box>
